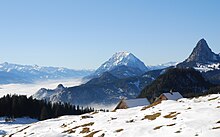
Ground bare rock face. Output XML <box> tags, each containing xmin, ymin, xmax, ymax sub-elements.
<box><xmin>178</xmin><ymin>39</ymin><xmax>220</xmax><ymax>68</ymax></box>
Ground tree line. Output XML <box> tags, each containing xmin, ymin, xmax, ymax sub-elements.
<box><xmin>0</xmin><ymin>94</ymin><xmax>94</xmax><ymax>120</ymax></box>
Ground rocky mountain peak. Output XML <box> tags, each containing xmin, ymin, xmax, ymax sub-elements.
<box><xmin>94</xmin><ymin>52</ymin><xmax>148</xmax><ymax>76</ymax></box>
<box><xmin>186</xmin><ymin>39</ymin><xmax>219</xmax><ymax>63</ymax></box>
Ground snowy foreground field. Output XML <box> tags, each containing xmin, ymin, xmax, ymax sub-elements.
<box><xmin>0</xmin><ymin>78</ymin><xmax>84</xmax><ymax>98</ymax></box>
<box><xmin>1</xmin><ymin>94</ymin><xmax>220</xmax><ymax>137</ymax></box>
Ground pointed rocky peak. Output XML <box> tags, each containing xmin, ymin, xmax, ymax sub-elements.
<box><xmin>185</xmin><ymin>39</ymin><xmax>220</xmax><ymax>63</ymax></box>
<box><xmin>94</xmin><ymin>52</ymin><xmax>148</xmax><ymax>76</ymax></box>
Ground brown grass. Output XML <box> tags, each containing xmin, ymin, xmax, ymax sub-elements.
<box><xmin>80</xmin><ymin>128</ymin><xmax>90</xmax><ymax>134</ymax></box>
<box><xmin>167</xmin><ymin>123</ymin><xmax>176</xmax><ymax>126</ymax></box>
<box><xmin>208</xmin><ymin>97</ymin><xmax>219</xmax><ymax>101</ymax></box>
<box><xmin>63</xmin><ymin>122</ymin><xmax>95</xmax><ymax>134</ymax></box>
<box><xmin>84</xmin><ymin>130</ymin><xmax>101</xmax><ymax>137</ymax></box>
<box><xmin>63</xmin><ymin>129</ymin><xmax>76</xmax><ymax>134</ymax></box>
<box><xmin>99</xmin><ymin>133</ymin><xmax>105</xmax><ymax>137</ymax></box>
<box><xmin>175</xmin><ymin>130</ymin><xmax>181</xmax><ymax>133</ymax></box>
<box><xmin>142</xmin><ymin>112</ymin><xmax>161</xmax><ymax>120</ymax></box>
<box><xmin>61</xmin><ymin>123</ymin><xmax>67</xmax><ymax>128</ymax></box>
<box><xmin>212</xmin><ymin>126</ymin><xmax>220</xmax><ymax>130</ymax></box>
<box><xmin>8</xmin><ymin>126</ymin><xmax>31</xmax><ymax>137</ymax></box>
<box><xmin>217</xmin><ymin>106</ymin><xmax>220</xmax><ymax>108</ymax></box>
<box><xmin>186</xmin><ymin>107</ymin><xmax>192</xmax><ymax>110</ymax></box>
<box><xmin>115</xmin><ymin>129</ymin><xmax>124</xmax><ymax>133</ymax></box>
<box><xmin>164</xmin><ymin>112</ymin><xmax>180</xmax><ymax>119</ymax></box>
<box><xmin>81</xmin><ymin>115</ymin><xmax>93</xmax><ymax>119</ymax></box>
<box><xmin>90</xmin><ymin>111</ymin><xmax>99</xmax><ymax>115</ymax></box>
<box><xmin>126</xmin><ymin>119</ymin><xmax>135</xmax><ymax>123</ymax></box>
<box><xmin>153</xmin><ymin>125</ymin><xmax>163</xmax><ymax>130</ymax></box>
<box><xmin>141</xmin><ymin>101</ymin><xmax>162</xmax><ymax>111</ymax></box>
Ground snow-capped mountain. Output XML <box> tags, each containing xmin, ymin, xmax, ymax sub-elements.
<box><xmin>0</xmin><ymin>62</ymin><xmax>93</xmax><ymax>84</ymax></box>
<box><xmin>2</xmin><ymin>94</ymin><xmax>220</xmax><ymax>137</ymax></box>
<box><xmin>148</xmin><ymin>62</ymin><xmax>178</xmax><ymax>70</ymax></box>
<box><xmin>87</xmin><ymin>52</ymin><xmax>148</xmax><ymax>79</ymax></box>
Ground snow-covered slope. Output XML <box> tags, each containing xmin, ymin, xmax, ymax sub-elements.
<box><xmin>0</xmin><ymin>62</ymin><xmax>93</xmax><ymax>84</ymax></box>
<box><xmin>2</xmin><ymin>94</ymin><xmax>220</xmax><ymax>137</ymax></box>
<box><xmin>194</xmin><ymin>63</ymin><xmax>220</xmax><ymax>72</ymax></box>
<box><xmin>148</xmin><ymin>62</ymin><xmax>177</xmax><ymax>70</ymax></box>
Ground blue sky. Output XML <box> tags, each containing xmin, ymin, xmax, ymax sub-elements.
<box><xmin>0</xmin><ymin>0</ymin><xmax>220</xmax><ymax>69</ymax></box>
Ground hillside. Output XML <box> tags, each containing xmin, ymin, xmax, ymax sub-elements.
<box><xmin>33</xmin><ymin>72</ymin><xmax>154</xmax><ymax>106</ymax></box>
<box><xmin>138</xmin><ymin>68</ymin><xmax>213</xmax><ymax>102</ymax></box>
<box><xmin>1</xmin><ymin>94</ymin><xmax>220</xmax><ymax>137</ymax></box>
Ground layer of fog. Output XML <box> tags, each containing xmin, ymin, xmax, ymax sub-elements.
<box><xmin>0</xmin><ymin>78</ymin><xmax>84</xmax><ymax>98</ymax></box>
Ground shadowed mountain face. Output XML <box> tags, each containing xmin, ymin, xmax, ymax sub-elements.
<box><xmin>138</xmin><ymin>68</ymin><xmax>213</xmax><ymax>103</ymax></box>
<box><xmin>177</xmin><ymin>39</ymin><xmax>220</xmax><ymax>84</ymax></box>
<box><xmin>33</xmin><ymin>71</ymin><xmax>155</xmax><ymax>106</ymax></box>
<box><xmin>177</xmin><ymin>39</ymin><xmax>220</xmax><ymax>68</ymax></box>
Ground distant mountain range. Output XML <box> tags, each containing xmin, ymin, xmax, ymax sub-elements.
<box><xmin>33</xmin><ymin>51</ymin><xmax>177</xmax><ymax>106</ymax></box>
<box><xmin>0</xmin><ymin>62</ymin><xmax>93</xmax><ymax>84</ymax></box>
<box><xmin>33</xmin><ymin>52</ymin><xmax>157</xmax><ymax>106</ymax></box>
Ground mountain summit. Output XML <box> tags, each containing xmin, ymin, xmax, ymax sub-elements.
<box><xmin>177</xmin><ymin>39</ymin><xmax>220</xmax><ymax>68</ymax></box>
<box><xmin>87</xmin><ymin>52</ymin><xmax>148</xmax><ymax>79</ymax></box>
<box><xmin>96</xmin><ymin>52</ymin><xmax>148</xmax><ymax>73</ymax></box>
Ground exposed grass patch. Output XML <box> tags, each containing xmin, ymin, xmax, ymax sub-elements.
<box><xmin>167</xmin><ymin>123</ymin><xmax>176</xmax><ymax>126</ymax></box>
<box><xmin>84</xmin><ymin>130</ymin><xmax>101</xmax><ymax>137</ymax></box>
<box><xmin>63</xmin><ymin>122</ymin><xmax>95</xmax><ymax>134</ymax></box>
<box><xmin>186</xmin><ymin>107</ymin><xmax>192</xmax><ymax>110</ymax></box>
<box><xmin>81</xmin><ymin>115</ymin><xmax>93</xmax><ymax>119</ymax></box>
<box><xmin>216</xmin><ymin>106</ymin><xmax>220</xmax><ymax>108</ymax></box>
<box><xmin>61</xmin><ymin>124</ymin><xmax>67</xmax><ymax>128</ymax></box>
<box><xmin>99</xmin><ymin>133</ymin><xmax>105</xmax><ymax>137</ymax></box>
<box><xmin>63</xmin><ymin>129</ymin><xmax>76</xmax><ymax>134</ymax></box>
<box><xmin>126</xmin><ymin>119</ymin><xmax>135</xmax><ymax>123</ymax></box>
<box><xmin>90</xmin><ymin>111</ymin><xmax>99</xmax><ymax>115</ymax></box>
<box><xmin>111</xmin><ymin>117</ymin><xmax>117</xmax><ymax>120</ymax></box>
<box><xmin>142</xmin><ymin>112</ymin><xmax>161</xmax><ymax>120</ymax></box>
<box><xmin>141</xmin><ymin>101</ymin><xmax>161</xmax><ymax>111</ymax></box>
<box><xmin>217</xmin><ymin>120</ymin><xmax>220</xmax><ymax>124</ymax></box>
<box><xmin>175</xmin><ymin>130</ymin><xmax>181</xmax><ymax>133</ymax></box>
<box><xmin>80</xmin><ymin>128</ymin><xmax>90</xmax><ymax>134</ymax></box>
<box><xmin>153</xmin><ymin>125</ymin><xmax>163</xmax><ymax>130</ymax></box>
<box><xmin>208</xmin><ymin>97</ymin><xmax>219</xmax><ymax>101</ymax></box>
<box><xmin>8</xmin><ymin>125</ymin><xmax>31</xmax><ymax>137</ymax></box>
<box><xmin>212</xmin><ymin>126</ymin><xmax>220</xmax><ymax>130</ymax></box>
<box><xmin>164</xmin><ymin>112</ymin><xmax>180</xmax><ymax>119</ymax></box>
<box><xmin>115</xmin><ymin>129</ymin><xmax>124</xmax><ymax>133</ymax></box>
